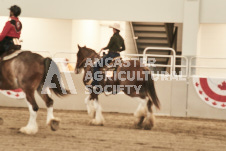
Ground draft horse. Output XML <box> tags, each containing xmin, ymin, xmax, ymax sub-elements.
<box><xmin>0</xmin><ymin>50</ymin><xmax>69</xmax><ymax>134</ymax></box>
<box><xmin>75</xmin><ymin>45</ymin><xmax>160</xmax><ymax>130</ymax></box>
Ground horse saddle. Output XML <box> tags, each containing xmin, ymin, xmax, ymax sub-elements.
<box><xmin>0</xmin><ymin>37</ymin><xmax>22</xmax><ymax>61</ymax></box>
<box><xmin>1</xmin><ymin>49</ymin><xmax>23</xmax><ymax>61</ymax></box>
<box><xmin>101</xmin><ymin>57</ymin><xmax>122</xmax><ymax>78</ymax></box>
<box><xmin>86</xmin><ymin>57</ymin><xmax>122</xmax><ymax>85</ymax></box>
<box><xmin>101</xmin><ymin>57</ymin><xmax>122</xmax><ymax>70</ymax></box>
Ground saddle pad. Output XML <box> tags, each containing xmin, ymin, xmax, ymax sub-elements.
<box><xmin>3</xmin><ymin>50</ymin><xmax>23</xmax><ymax>61</ymax></box>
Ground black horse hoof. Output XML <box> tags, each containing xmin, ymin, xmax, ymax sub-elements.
<box><xmin>134</xmin><ymin>123</ymin><xmax>143</xmax><ymax>129</ymax></box>
<box><xmin>50</xmin><ymin>119</ymin><xmax>60</xmax><ymax>131</ymax></box>
<box><xmin>143</xmin><ymin>123</ymin><xmax>153</xmax><ymax>130</ymax></box>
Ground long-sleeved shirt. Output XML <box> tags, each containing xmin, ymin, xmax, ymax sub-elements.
<box><xmin>0</xmin><ymin>16</ymin><xmax>22</xmax><ymax>41</ymax></box>
<box><xmin>103</xmin><ymin>32</ymin><xmax>125</xmax><ymax>52</ymax></box>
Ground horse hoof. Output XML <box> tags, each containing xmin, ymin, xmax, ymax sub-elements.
<box><xmin>143</xmin><ymin>123</ymin><xmax>153</xmax><ymax>130</ymax></box>
<box><xmin>0</xmin><ymin>117</ymin><xmax>3</xmax><ymax>125</ymax></box>
<box><xmin>50</xmin><ymin>119</ymin><xmax>60</xmax><ymax>131</ymax></box>
<box><xmin>89</xmin><ymin>120</ymin><xmax>104</xmax><ymax>126</ymax></box>
<box><xmin>134</xmin><ymin>123</ymin><xmax>142</xmax><ymax>129</ymax></box>
<box><xmin>19</xmin><ymin>126</ymin><xmax>38</xmax><ymax>135</ymax></box>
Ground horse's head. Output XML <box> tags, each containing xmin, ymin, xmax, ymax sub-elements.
<box><xmin>75</xmin><ymin>45</ymin><xmax>98</xmax><ymax>74</ymax></box>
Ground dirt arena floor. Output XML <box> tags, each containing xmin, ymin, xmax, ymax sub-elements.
<box><xmin>0</xmin><ymin>107</ymin><xmax>226</xmax><ymax>151</ymax></box>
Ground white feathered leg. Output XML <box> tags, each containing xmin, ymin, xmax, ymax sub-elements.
<box><xmin>46</xmin><ymin>106</ymin><xmax>54</xmax><ymax>125</ymax></box>
<box><xmin>143</xmin><ymin>105</ymin><xmax>155</xmax><ymax>130</ymax></box>
<box><xmin>20</xmin><ymin>102</ymin><xmax>38</xmax><ymax>135</ymax></box>
<box><xmin>90</xmin><ymin>100</ymin><xmax>105</xmax><ymax>126</ymax></box>
<box><xmin>85</xmin><ymin>95</ymin><xmax>95</xmax><ymax>118</ymax></box>
<box><xmin>134</xmin><ymin>98</ymin><xmax>147</xmax><ymax>128</ymax></box>
<box><xmin>46</xmin><ymin>106</ymin><xmax>60</xmax><ymax>131</ymax></box>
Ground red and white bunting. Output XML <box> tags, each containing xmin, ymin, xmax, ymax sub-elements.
<box><xmin>193</xmin><ymin>77</ymin><xmax>226</xmax><ymax>109</ymax></box>
<box><xmin>0</xmin><ymin>89</ymin><xmax>25</xmax><ymax>99</ymax></box>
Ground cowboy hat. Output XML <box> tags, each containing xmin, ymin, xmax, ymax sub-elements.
<box><xmin>109</xmin><ymin>23</ymin><xmax>121</xmax><ymax>31</ymax></box>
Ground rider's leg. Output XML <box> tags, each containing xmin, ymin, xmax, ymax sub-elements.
<box><xmin>91</xmin><ymin>52</ymin><xmax>119</xmax><ymax>87</ymax></box>
<box><xmin>91</xmin><ymin>59</ymin><xmax>101</xmax><ymax>86</ymax></box>
<box><xmin>0</xmin><ymin>40</ymin><xmax>6</xmax><ymax>56</ymax></box>
<box><xmin>91</xmin><ymin>55</ymin><xmax>109</xmax><ymax>87</ymax></box>
<box><xmin>0</xmin><ymin>37</ymin><xmax>13</xmax><ymax>56</ymax></box>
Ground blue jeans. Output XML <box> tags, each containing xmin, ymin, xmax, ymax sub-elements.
<box><xmin>91</xmin><ymin>52</ymin><xmax>120</xmax><ymax>86</ymax></box>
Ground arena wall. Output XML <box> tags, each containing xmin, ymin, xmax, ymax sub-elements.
<box><xmin>0</xmin><ymin>74</ymin><xmax>187</xmax><ymax>117</ymax></box>
<box><xmin>1</xmin><ymin>70</ymin><xmax>225</xmax><ymax>120</ymax></box>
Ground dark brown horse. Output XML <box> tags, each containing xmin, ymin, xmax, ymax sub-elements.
<box><xmin>75</xmin><ymin>45</ymin><xmax>160</xmax><ymax>130</ymax></box>
<box><xmin>0</xmin><ymin>50</ymin><xmax>69</xmax><ymax>134</ymax></box>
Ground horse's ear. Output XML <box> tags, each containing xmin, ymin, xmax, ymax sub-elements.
<box><xmin>77</xmin><ymin>44</ymin><xmax>81</xmax><ymax>49</ymax></box>
<box><xmin>84</xmin><ymin>45</ymin><xmax>86</xmax><ymax>48</ymax></box>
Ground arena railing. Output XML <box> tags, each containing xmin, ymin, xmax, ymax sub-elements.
<box><xmin>143</xmin><ymin>47</ymin><xmax>175</xmax><ymax>76</ymax></box>
<box><xmin>176</xmin><ymin>56</ymin><xmax>189</xmax><ymax>78</ymax></box>
<box><xmin>52</xmin><ymin>48</ymin><xmax>188</xmax><ymax>77</ymax></box>
<box><xmin>121</xmin><ymin>53</ymin><xmax>174</xmax><ymax>76</ymax></box>
<box><xmin>142</xmin><ymin>47</ymin><xmax>189</xmax><ymax>77</ymax></box>
<box><xmin>121</xmin><ymin>53</ymin><xmax>173</xmax><ymax>75</ymax></box>
<box><xmin>31</xmin><ymin>50</ymin><xmax>188</xmax><ymax>77</ymax></box>
<box><xmin>189</xmin><ymin>56</ymin><xmax>226</xmax><ymax>78</ymax></box>
<box><xmin>122</xmin><ymin>53</ymin><xmax>188</xmax><ymax>77</ymax></box>
<box><xmin>33</xmin><ymin>51</ymin><xmax>53</xmax><ymax>58</ymax></box>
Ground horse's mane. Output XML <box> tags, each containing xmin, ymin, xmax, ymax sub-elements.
<box><xmin>85</xmin><ymin>47</ymin><xmax>97</xmax><ymax>54</ymax></box>
<box><xmin>82</xmin><ymin>46</ymin><xmax>99</xmax><ymax>58</ymax></box>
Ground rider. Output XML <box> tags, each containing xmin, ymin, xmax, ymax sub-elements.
<box><xmin>91</xmin><ymin>23</ymin><xmax>125</xmax><ymax>88</ymax></box>
<box><xmin>0</xmin><ymin>5</ymin><xmax>22</xmax><ymax>56</ymax></box>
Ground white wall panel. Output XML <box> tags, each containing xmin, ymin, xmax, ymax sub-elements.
<box><xmin>200</xmin><ymin>0</ymin><xmax>226</xmax><ymax>23</ymax></box>
<box><xmin>2</xmin><ymin>0</ymin><xmax>226</xmax><ymax>23</ymax></box>
<box><xmin>0</xmin><ymin>0</ymin><xmax>184</xmax><ymax>22</ymax></box>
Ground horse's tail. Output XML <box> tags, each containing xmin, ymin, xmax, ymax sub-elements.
<box><xmin>144</xmin><ymin>67</ymin><xmax>160</xmax><ymax>110</ymax></box>
<box><xmin>42</xmin><ymin>57</ymin><xmax>70</xmax><ymax>96</ymax></box>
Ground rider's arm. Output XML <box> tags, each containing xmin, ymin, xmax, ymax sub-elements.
<box><xmin>0</xmin><ymin>22</ymin><xmax>12</xmax><ymax>41</ymax></box>
<box><xmin>102</xmin><ymin>36</ymin><xmax>115</xmax><ymax>50</ymax></box>
<box><xmin>121</xmin><ymin>39</ymin><xmax>125</xmax><ymax>51</ymax></box>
